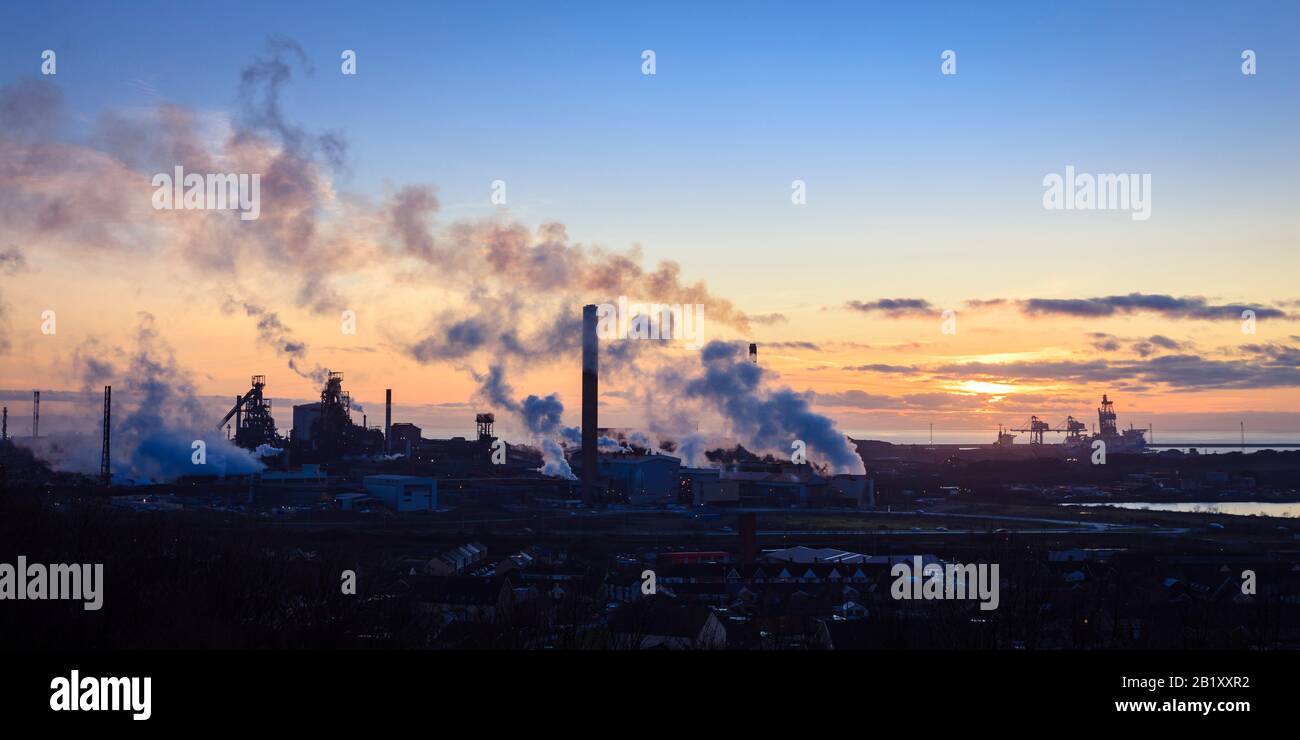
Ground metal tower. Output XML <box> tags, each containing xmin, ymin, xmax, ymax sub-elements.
<box><xmin>101</xmin><ymin>386</ymin><xmax>111</xmax><ymax>485</ymax></box>
<box><xmin>476</xmin><ymin>413</ymin><xmax>495</xmax><ymax>441</ymax></box>
<box><xmin>1098</xmin><ymin>394</ymin><xmax>1118</xmax><ymax>437</ymax></box>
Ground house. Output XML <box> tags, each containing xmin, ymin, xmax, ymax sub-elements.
<box><xmin>1049</xmin><ymin>548</ymin><xmax>1122</xmax><ymax>563</ymax></box>
<box><xmin>425</xmin><ymin>543</ymin><xmax>488</xmax><ymax>575</ymax></box>
<box><xmin>402</xmin><ymin>576</ymin><xmax>513</xmax><ymax>623</ymax></box>
<box><xmin>607</xmin><ymin>596</ymin><xmax>727</xmax><ymax>649</ymax></box>
<box><xmin>658</xmin><ymin>551</ymin><xmax>731</xmax><ymax>566</ymax></box>
<box><xmin>832</xmin><ymin>601</ymin><xmax>868</xmax><ymax>620</ymax></box>
<box><xmin>762</xmin><ymin>546</ymin><xmax>869</xmax><ymax>564</ymax></box>
<box><xmin>815</xmin><ymin>620</ymin><xmax>879</xmax><ymax>650</ymax></box>
<box><xmin>605</xmin><ymin>571</ymin><xmax>647</xmax><ymax>603</ymax></box>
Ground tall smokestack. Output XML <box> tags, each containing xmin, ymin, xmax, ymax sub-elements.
<box><xmin>749</xmin><ymin>343</ymin><xmax>758</xmax><ymax>365</ymax></box>
<box><xmin>32</xmin><ymin>390</ymin><xmax>39</xmax><ymax>439</ymax></box>
<box><xmin>2</xmin><ymin>406</ymin><xmax>7</xmax><ymax>441</ymax></box>
<box><xmin>582</xmin><ymin>304</ymin><xmax>599</xmax><ymax>505</ymax></box>
<box><xmin>101</xmin><ymin>386</ymin><xmax>111</xmax><ymax>486</ymax></box>
<box><xmin>385</xmin><ymin>388</ymin><xmax>392</xmax><ymax>455</ymax></box>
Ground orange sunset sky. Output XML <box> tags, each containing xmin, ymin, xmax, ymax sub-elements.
<box><xmin>2</xmin><ymin>6</ymin><xmax>1299</xmax><ymax>446</ymax></box>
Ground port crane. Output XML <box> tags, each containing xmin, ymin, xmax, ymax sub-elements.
<box><xmin>1010</xmin><ymin>415</ymin><xmax>1088</xmax><ymax>445</ymax></box>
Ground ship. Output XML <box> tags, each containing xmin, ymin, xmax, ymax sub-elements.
<box><xmin>854</xmin><ymin>394</ymin><xmax>1148</xmax><ymax>462</ymax></box>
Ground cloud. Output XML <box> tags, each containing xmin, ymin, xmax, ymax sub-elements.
<box><xmin>1088</xmin><ymin>331</ymin><xmax>1192</xmax><ymax>357</ymax></box>
<box><xmin>844</xmin><ymin>298</ymin><xmax>934</xmax><ymax>318</ymax></box>
<box><xmin>813</xmin><ymin>390</ymin><xmax>987</xmax><ymax>411</ymax></box>
<box><xmin>745</xmin><ymin>312</ymin><xmax>787</xmax><ymax>326</ymax></box>
<box><xmin>1021</xmin><ymin>293</ymin><xmax>1288</xmax><ymax>320</ymax></box>
<box><xmin>846</xmin><ymin>294</ymin><xmax>1290</xmax><ymax>322</ymax></box>
<box><xmin>931</xmin><ymin>343</ymin><xmax>1300</xmax><ymax>390</ymax></box>
<box><xmin>1131</xmin><ymin>334</ymin><xmax>1188</xmax><ymax>357</ymax></box>
<box><xmin>763</xmin><ymin>341</ymin><xmax>821</xmax><ymax>351</ymax></box>
<box><xmin>840</xmin><ymin>363</ymin><xmax>918</xmax><ymax>374</ymax></box>
<box><xmin>221</xmin><ymin>297</ymin><xmax>329</xmax><ymax>383</ymax></box>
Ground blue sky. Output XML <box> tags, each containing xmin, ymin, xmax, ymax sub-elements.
<box><xmin>5</xmin><ymin>1</ymin><xmax>1296</xmax><ymax>276</ymax></box>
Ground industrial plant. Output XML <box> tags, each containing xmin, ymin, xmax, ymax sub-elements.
<box><xmin>3</xmin><ymin>307</ymin><xmax>1300</xmax><ymax>657</ymax></box>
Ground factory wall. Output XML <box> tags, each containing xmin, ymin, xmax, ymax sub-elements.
<box><xmin>364</xmin><ymin>474</ymin><xmax>438</xmax><ymax>512</ymax></box>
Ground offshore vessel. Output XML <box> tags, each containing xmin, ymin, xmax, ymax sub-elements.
<box><xmin>854</xmin><ymin>394</ymin><xmax>1148</xmax><ymax>462</ymax></box>
<box><xmin>996</xmin><ymin>394</ymin><xmax>1147</xmax><ymax>455</ymax></box>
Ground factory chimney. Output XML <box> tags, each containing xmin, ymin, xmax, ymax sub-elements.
<box><xmin>582</xmin><ymin>304</ymin><xmax>599</xmax><ymax>505</ymax></box>
<box><xmin>101</xmin><ymin>386</ymin><xmax>111</xmax><ymax>486</ymax></box>
<box><xmin>749</xmin><ymin>343</ymin><xmax>758</xmax><ymax>365</ymax></box>
<box><xmin>385</xmin><ymin>389</ymin><xmax>392</xmax><ymax>455</ymax></box>
<box><xmin>32</xmin><ymin>390</ymin><xmax>39</xmax><ymax>439</ymax></box>
<box><xmin>2</xmin><ymin>406</ymin><xmax>7</xmax><ymax>441</ymax></box>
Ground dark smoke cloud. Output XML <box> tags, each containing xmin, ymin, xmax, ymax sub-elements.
<box><xmin>474</xmin><ymin>365</ymin><xmax>574</xmax><ymax>478</ymax></box>
<box><xmin>2</xmin><ymin>40</ymin><xmax>749</xmax><ymax>353</ymax></box>
<box><xmin>236</xmin><ymin>36</ymin><xmax>346</xmax><ymax>168</ymax></box>
<box><xmin>402</xmin><ymin>216</ymin><xmax>752</xmax><ymax>332</ymax></box>
<box><xmin>222</xmin><ymin>297</ymin><xmax>329</xmax><ymax>383</ymax></box>
<box><xmin>0</xmin><ymin>247</ymin><xmax>22</xmax><ymax>355</ymax></box>
<box><xmin>0</xmin><ymin>297</ymin><xmax>9</xmax><ymax>355</ymax></box>
<box><xmin>660</xmin><ymin>341</ymin><xmax>863</xmax><ymax>473</ymax></box>
<box><xmin>71</xmin><ymin>337</ymin><xmax>123</xmax><ymax>390</ymax></box>
<box><xmin>28</xmin><ymin>314</ymin><xmax>262</xmax><ymax>482</ymax></box>
<box><xmin>0</xmin><ymin>246</ymin><xmax>24</xmax><ymax>274</ymax></box>
<box><xmin>387</xmin><ymin>185</ymin><xmax>441</xmax><ymax>261</ymax></box>
<box><xmin>407</xmin><ymin>298</ymin><xmax>647</xmax><ymax>380</ymax></box>
<box><xmin>0</xmin><ymin>41</ymin><xmax>842</xmax><ymax>471</ymax></box>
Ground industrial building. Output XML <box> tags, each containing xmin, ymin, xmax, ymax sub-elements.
<box><xmin>290</xmin><ymin>372</ymin><xmax>383</xmax><ymax>462</ymax></box>
<box><xmin>364</xmin><ymin>474</ymin><xmax>438</xmax><ymax>512</ymax></box>
<box><xmin>388</xmin><ymin>423</ymin><xmax>421</xmax><ymax>456</ymax></box>
<box><xmin>681</xmin><ymin>467</ymin><xmax>728</xmax><ymax>506</ymax></box>
<box><xmin>217</xmin><ymin>375</ymin><xmax>284</xmax><ymax>452</ymax></box>
<box><xmin>596</xmin><ymin>454</ymin><xmax>681</xmax><ymax>505</ymax></box>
